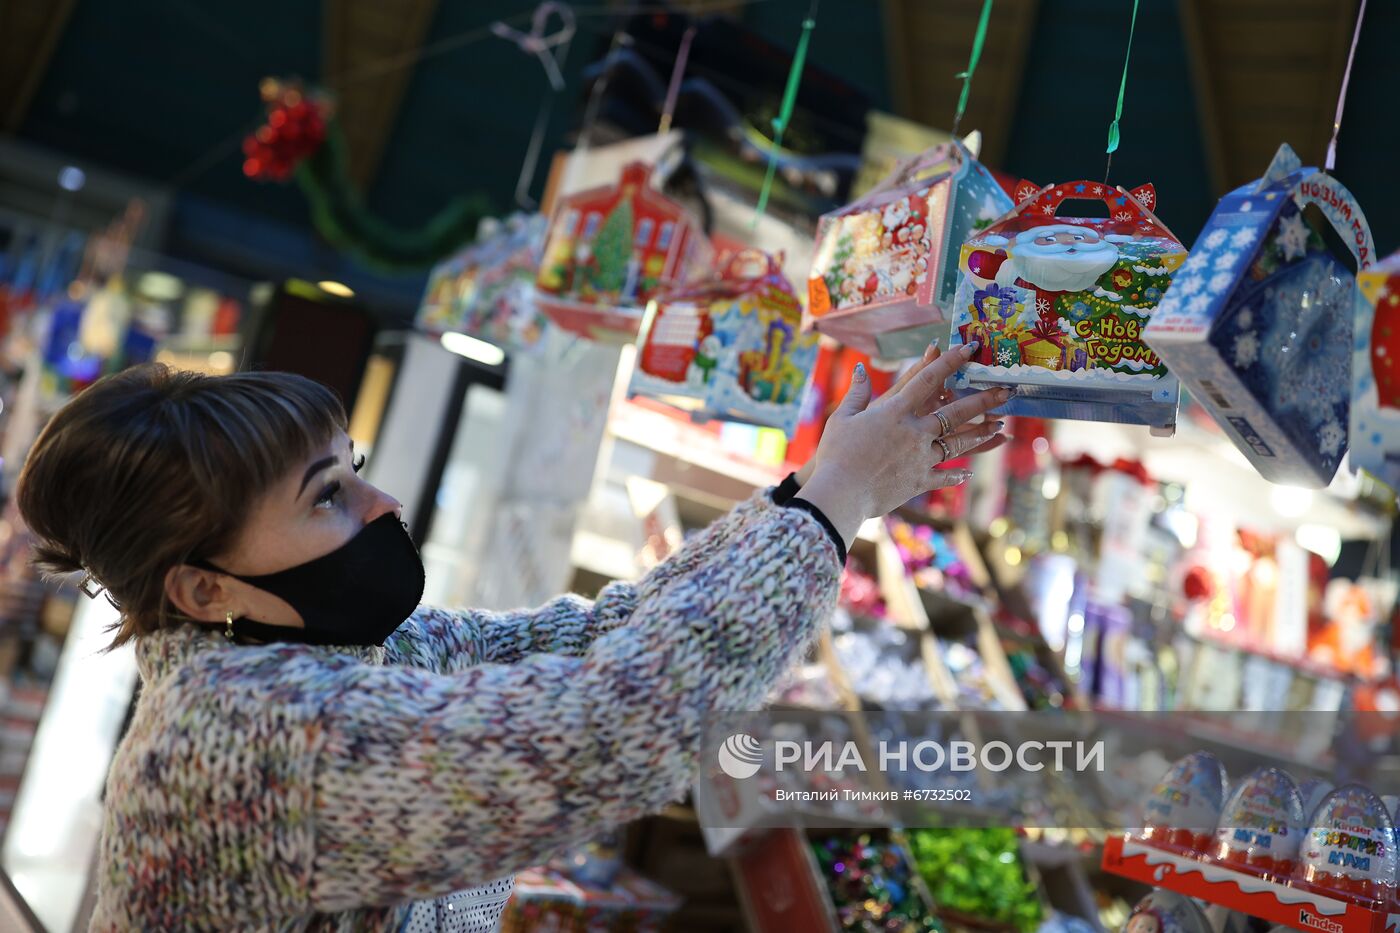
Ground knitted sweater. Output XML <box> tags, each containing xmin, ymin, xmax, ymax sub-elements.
<box><xmin>88</xmin><ymin>483</ymin><xmax>843</xmax><ymax>931</ymax></box>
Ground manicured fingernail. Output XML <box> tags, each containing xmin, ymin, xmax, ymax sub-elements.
<box><xmin>956</xmin><ymin>471</ymin><xmax>974</xmax><ymax>484</ymax></box>
<box><xmin>854</xmin><ymin>362</ymin><xmax>867</xmax><ymax>382</ymax></box>
<box><xmin>928</xmin><ymin>338</ymin><xmax>940</xmax><ymax>351</ymax></box>
<box><xmin>993</xmin><ymin>420</ymin><xmax>1006</xmax><ymax>431</ymax></box>
<box><xmin>1000</xmin><ymin>386</ymin><xmax>1017</xmax><ymax>399</ymax></box>
<box><xmin>964</xmin><ymin>341</ymin><xmax>980</xmax><ymax>355</ymax></box>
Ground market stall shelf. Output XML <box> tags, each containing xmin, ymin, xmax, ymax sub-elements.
<box><xmin>1101</xmin><ymin>835</ymin><xmax>1400</xmax><ymax>933</ymax></box>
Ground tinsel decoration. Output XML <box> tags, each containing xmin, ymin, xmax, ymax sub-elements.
<box><xmin>243</xmin><ymin>77</ymin><xmax>491</xmax><ymax>271</ymax></box>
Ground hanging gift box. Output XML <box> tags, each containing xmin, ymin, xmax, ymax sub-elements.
<box><xmin>1350</xmin><ymin>249</ymin><xmax>1400</xmax><ymax>490</ymax></box>
<box><xmin>417</xmin><ymin>213</ymin><xmax>551</xmax><ymax>355</ymax></box>
<box><xmin>535</xmin><ymin>161</ymin><xmax>708</xmax><ymax>343</ymax></box>
<box><xmin>630</xmin><ymin>250</ymin><xmax>818</xmax><ymax>436</ymax></box>
<box><xmin>947</xmin><ymin>180</ymin><xmax>1184</xmax><ymax>434</ymax></box>
<box><xmin>1144</xmin><ymin>143</ymin><xmax>1374</xmax><ymax>487</ymax></box>
<box><xmin>807</xmin><ymin>135</ymin><xmax>1014</xmax><ymax>360</ymax></box>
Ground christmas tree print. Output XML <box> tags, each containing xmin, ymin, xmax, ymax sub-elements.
<box><xmin>590</xmin><ymin>196</ymin><xmax>634</xmax><ymax>296</ymax></box>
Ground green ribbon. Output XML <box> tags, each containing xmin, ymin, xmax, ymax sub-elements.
<box><xmin>1105</xmin><ymin>0</ymin><xmax>1141</xmax><ymax>154</ymax></box>
<box><xmin>753</xmin><ymin>14</ymin><xmax>816</xmax><ymax>226</ymax></box>
<box><xmin>952</xmin><ymin>0</ymin><xmax>994</xmax><ymax>137</ymax></box>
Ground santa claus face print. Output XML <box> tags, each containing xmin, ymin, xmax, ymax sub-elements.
<box><xmin>996</xmin><ymin>223</ymin><xmax>1120</xmax><ymax>292</ymax></box>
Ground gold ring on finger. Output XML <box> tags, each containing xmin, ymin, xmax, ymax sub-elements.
<box><xmin>934</xmin><ymin>409</ymin><xmax>953</xmax><ymax>437</ymax></box>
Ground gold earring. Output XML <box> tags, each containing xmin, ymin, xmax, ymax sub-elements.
<box><xmin>224</xmin><ymin>611</ymin><xmax>235</xmax><ymax>642</ymax></box>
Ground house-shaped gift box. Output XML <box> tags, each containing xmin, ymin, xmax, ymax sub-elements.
<box><xmin>629</xmin><ymin>250</ymin><xmax>818</xmax><ymax>436</ymax></box>
<box><xmin>417</xmin><ymin>213</ymin><xmax>550</xmax><ymax>354</ymax></box>
<box><xmin>946</xmin><ymin>180</ymin><xmax>1185</xmax><ymax>434</ymax></box>
<box><xmin>535</xmin><ymin>161</ymin><xmax>707</xmax><ymax>343</ymax></box>
<box><xmin>1350</xmin><ymin>249</ymin><xmax>1400</xmax><ymax>489</ymax></box>
<box><xmin>1144</xmin><ymin>143</ymin><xmax>1374</xmax><ymax>487</ymax></box>
<box><xmin>807</xmin><ymin>136</ymin><xmax>1013</xmax><ymax>360</ymax></box>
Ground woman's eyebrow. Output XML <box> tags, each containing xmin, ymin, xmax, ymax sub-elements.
<box><xmin>298</xmin><ymin>456</ymin><xmax>338</xmax><ymax>497</ymax></box>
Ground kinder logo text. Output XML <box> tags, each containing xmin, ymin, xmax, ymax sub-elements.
<box><xmin>1298</xmin><ymin>909</ymin><xmax>1343</xmax><ymax>933</ymax></box>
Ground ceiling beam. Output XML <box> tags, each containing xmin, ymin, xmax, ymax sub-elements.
<box><xmin>323</xmin><ymin>0</ymin><xmax>441</xmax><ymax>190</ymax></box>
<box><xmin>2</xmin><ymin>0</ymin><xmax>78</xmax><ymax>132</ymax></box>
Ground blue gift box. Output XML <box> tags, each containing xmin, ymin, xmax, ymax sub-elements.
<box><xmin>1143</xmin><ymin>143</ymin><xmax>1375</xmax><ymax>488</ymax></box>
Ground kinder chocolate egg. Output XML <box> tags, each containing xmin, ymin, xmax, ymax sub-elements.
<box><xmin>1212</xmin><ymin>767</ymin><xmax>1305</xmax><ymax>879</ymax></box>
<box><xmin>1296</xmin><ymin>783</ymin><xmax>1397</xmax><ymax>908</ymax></box>
<box><xmin>1141</xmin><ymin>752</ymin><xmax>1229</xmax><ymax>856</ymax></box>
<box><xmin>1123</xmin><ymin>891</ymin><xmax>1212</xmax><ymax>933</ymax></box>
<box><xmin>1298</xmin><ymin>778</ymin><xmax>1334</xmax><ymax>823</ymax></box>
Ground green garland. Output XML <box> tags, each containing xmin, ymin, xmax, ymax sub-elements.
<box><xmin>295</xmin><ymin>123</ymin><xmax>493</xmax><ymax>272</ymax></box>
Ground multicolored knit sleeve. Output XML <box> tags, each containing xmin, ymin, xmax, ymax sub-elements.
<box><xmin>384</xmin><ymin>484</ymin><xmax>781</xmax><ymax>673</ymax></box>
<box><xmin>308</xmin><ymin>490</ymin><xmax>841</xmax><ymax>911</ymax></box>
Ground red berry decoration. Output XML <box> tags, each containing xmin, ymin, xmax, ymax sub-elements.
<box><xmin>242</xmin><ymin>77</ymin><xmax>332</xmax><ymax>182</ymax></box>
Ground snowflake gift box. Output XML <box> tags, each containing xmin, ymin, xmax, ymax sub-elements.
<box><xmin>629</xmin><ymin>250</ymin><xmax>818</xmax><ymax>436</ymax></box>
<box><xmin>1350</xmin><ymin>249</ymin><xmax>1400</xmax><ymax>489</ymax></box>
<box><xmin>417</xmin><ymin>213</ymin><xmax>551</xmax><ymax>354</ymax></box>
<box><xmin>946</xmin><ymin>180</ymin><xmax>1184</xmax><ymax>434</ymax></box>
<box><xmin>534</xmin><ymin>161</ymin><xmax>708</xmax><ymax>343</ymax></box>
<box><xmin>806</xmin><ymin>135</ymin><xmax>1013</xmax><ymax>360</ymax></box>
<box><xmin>1143</xmin><ymin>143</ymin><xmax>1374</xmax><ymax>487</ymax></box>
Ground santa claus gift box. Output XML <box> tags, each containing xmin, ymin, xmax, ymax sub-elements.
<box><xmin>807</xmin><ymin>135</ymin><xmax>1013</xmax><ymax>360</ymax></box>
<box><xmin>1350</xmin><ymin>248</ymin><xmax>1400</xmax><ymax>489</ymax></box>
<box><xmin>946</xmin><ymin>181</ymin><xmax>1184</xmax><ymax>434</ymax></box>
<box><xmin>1144</xmin><ymin>143</ymin><xmax>1374</xmax><ymax>487</ymax></box>
<box><xmin>629</xmin><ymin>250</ymin><xmax>818</xmax><ymax>436</ymax></box>
<box><xmin>535</xmin><ymin>161</ymin><xmax>708</xmax><ymax>343</ymax></box>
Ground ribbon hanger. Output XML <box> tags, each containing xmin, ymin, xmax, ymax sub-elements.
<box><xmin>1325</xmin><ymin>0</ymin><xmax>1368</xmax><ymax>173</ymax></box>
<box><xmin>1103</xmin><ymin>0</ymin><xmax>1140</xmax><ymax>186</ymax></box>
<box><xmin>752</xmin><ymin>0</ymin><xmax>820</xmax><ymax>229</ymax></box>
<box><xmin>950</xmin><ymin>0</ymin><xmax>993</xmax><ymax>140</ymax></box>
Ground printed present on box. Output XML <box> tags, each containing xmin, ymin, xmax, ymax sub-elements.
<box><xmin>630</xmin><ymin>250</ymin><xmax>818</xmax><ymax>435</ymax></box>
<box><xmin>807</xmin><ymin>135</ymin><xmax>1014</xmax><ymax>360</ymax></box>
<box><xmin>535</xmin><ymin>161</ymin><xmax>707</xmax><ymax>343</ymax></box>
<box><xmin>417</xmin><ymin>214</ymin><xmax>551</xmax><ymax>354</ymax></box>
<box><xmin>1144</xmin><ymin>143</ymin><xmax>1374</xmax><ymax>487</ymax></box>
<box><xmin>1350</xmin><ymin>249</ymin><xmax>1400</xmax><ymax>489</ymax></box>
<box><xmin>947</xmin><ymin>180</ymin><xmax>1183</xmax><ymax>434</ymax></box>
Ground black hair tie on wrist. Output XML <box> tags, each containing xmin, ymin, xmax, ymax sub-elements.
<box><xmin>781</xmin><ymin>496</ymin><xmax>848</xmax><ymax>566</ymax></box>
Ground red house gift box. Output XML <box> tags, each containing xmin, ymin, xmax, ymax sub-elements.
<box><xmin>535</xmin><ymin>161</ymin><xmax>708</xmax><ymax>343</ymax></box>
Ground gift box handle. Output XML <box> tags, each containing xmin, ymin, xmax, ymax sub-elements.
<box><xmin>1019</xmin><ymin>181</ymin><xmax>1158</xmax><ymax>223</ymax></box>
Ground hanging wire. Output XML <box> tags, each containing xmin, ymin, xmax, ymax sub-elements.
<box><xmin>1103</xmin><ymin>0</ymin><xmax>1141</xmax><ymax>186</ymax></box>
<box><xmin>657</xmin><ymin>26</ymin><xmax>697</xmax><ymax>135</ymax></box>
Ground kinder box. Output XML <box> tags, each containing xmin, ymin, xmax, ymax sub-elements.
<box><xmin>1351</xmin><ymin>249</ymin><xmax>1400</xmax><ymax>489</ymax></box>
<box><xmin>630</xmin><ymin>250</ymin><xmax>817</xmax><ymax>435</ymax></box>
<box><xmin>946</xmin><ymin>180</ymin><xmax>1184</xmax><ymax>434</ymax></box>
<box><xmin>1144</xmin><ymin>143</ymin><xmax>1374</xmax><ymax>487</ymax></box>
<box><xmin>807</xmin><ymin>135</ymin><xmax>1013</xmax><ymax>360</ymax></box>
<box><xmin>535</xmin><ymin>161</ymin><xmax>708</xmax><ymax>343</ymax></box>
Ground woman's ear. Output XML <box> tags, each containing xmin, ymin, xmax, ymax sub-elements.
<box><xmin>164</xmin><ymin>564</ymin><xmax>234</xmax><ymax>623</ymax></box>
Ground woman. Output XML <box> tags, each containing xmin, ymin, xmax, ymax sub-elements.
<box><xmin>17</xmin><ymin>340</ymin><xmax>1005</xmax><ymax>932</ymax></box>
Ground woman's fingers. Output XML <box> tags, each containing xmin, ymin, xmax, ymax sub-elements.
<box><xmin>920</xmin><ymin>385</ymin><xmax>1014</xmax><ymax>437</ymax></box>
<box><xmin>934</xmin><ymin>420</ymin><xmax>1005</xmax><ymax>461</ymax></box>
<box><xmin>834</xmin><ymin>363</ymin><xmax>873</xmax><ymax>416</ymax></box>
<box><xmin>927</xmin><ymin>467</ymin><xmax>975</xmax><ymax>490</ymax></box>
<box><xmin>962</xmin><ymin>432</ymin><xmax>1011</xmax><ymax>458</ymax></box>
<box><xmin>894</xmin><ymin>341</ymin><xmax>978</xmax><ymax>414</ymax></box>
<box><xmin>889</xmin><ymin>342</ymin><xmax>941</xmax><ymax>396</ymax></box>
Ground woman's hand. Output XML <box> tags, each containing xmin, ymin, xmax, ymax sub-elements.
<box><xmin>795</xmin><ymin>341</ymin><xmax>1012</xmax><ymax>548</ymax></box>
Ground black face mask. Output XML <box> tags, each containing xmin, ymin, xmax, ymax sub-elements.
<box><xmin>191</xmin><ymin>512</ymin><xmax>425</xmax><ymax>647</ymax></box>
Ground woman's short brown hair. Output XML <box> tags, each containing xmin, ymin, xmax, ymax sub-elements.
<box><xmin>16</xmin><ymin>363</ymin><xmax>347</xmax><ymax>648</ymax></box>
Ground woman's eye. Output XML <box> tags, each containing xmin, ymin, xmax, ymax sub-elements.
<box><xmin>352</xmin><ymin>453</ymin><xmax>366</xmax><ymax>474</ymax></box>
<box><xmin>315</xmin><ymin>481</ymin><xmax>342</xmax><ymax>509</ymax></box>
